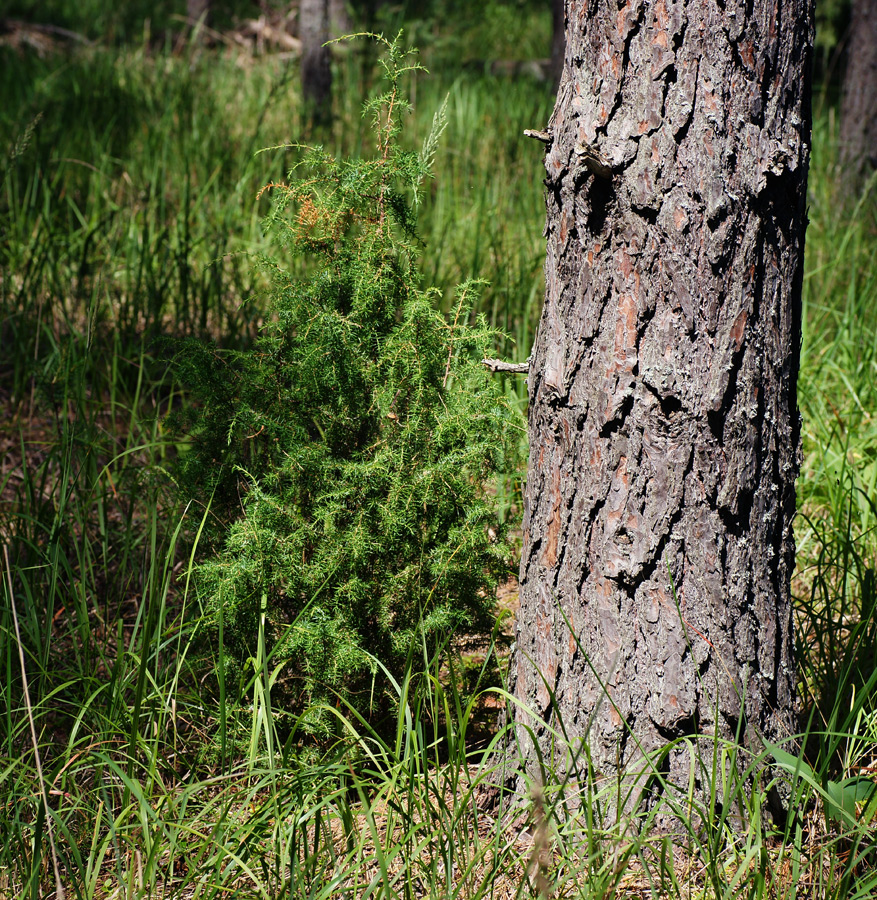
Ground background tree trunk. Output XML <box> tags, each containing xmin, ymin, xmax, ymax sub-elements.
<box><xmin>838</xmin><ymin>0</ymin><xmax>877</xmax><ymax>189</ymax></box>
<box><xmin>549</xmin><ymin>0</ymin><xmax>565</xmax><ymax>87</ymax></box>
<box><xmin>329</xmin><ymin>0</ymin><xmax>351</xmax><ymax>35</ymax></box>
<box><xmin>507</xmin><ymin>0</ymin><xmax>812</xmax><ymax>820</ymax></box>
<box><xmin>187</xmin><ymin>0</ymin><xmax>210</xmax><ymax>26</ymax></box>
<box><xmin>300</xmin><ymin>0</ymin><xmax>333</xmax><ymax>122</ymax></box>
<box><xmin>186</xmin><ymin>0</ymin><xmax>210</xmax><ymax>45</ymax></box>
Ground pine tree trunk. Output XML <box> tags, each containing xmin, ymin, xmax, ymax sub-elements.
<box><xmin>300</xmin><ymin>0</ymin><xmax>332</xmax><ymax>121</ymax></box>
<box><xmin>839</xmin><ymin>0</ymin><xmax>877</xmax><ymax>188</ymax></box>
<box><xmin>507</xmin><ymin>0</ymin><xmax>812</xmax><ymax>821</ymax></box>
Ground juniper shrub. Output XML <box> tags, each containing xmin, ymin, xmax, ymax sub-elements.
<box><xmin>167</xmin><ymin>35</ymin><xmax>521</xmax><ymax>734</ymax></box>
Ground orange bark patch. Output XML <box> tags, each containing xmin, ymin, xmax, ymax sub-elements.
<box><xmin>587</xmin><ymin>242</ymin><xmax>602</xmax><ymax>268</ymax></box>
<box><xmin>730</xmin><ymin>308</ymin><xmax>747</xmax><ymax>349</ymax></box>
<box><xmin>590</xmin><ymin>442</ymin><xmax>602</xmax><ymax>470</ymax></box>
<box><xmin>568</xmin><ymin>630</ymin><xmax>577</xmax><ymax>658</ymax></box>
<box><xmin>542</xmin><ymin>465</ymin><xmax>563</xmax><ymax>568</ymax></box>
<box><xmin>703</xmin><ymin>132</ymin><xmax>714</xmax><ymax>158</ymax></box>
<box><xmin>616</xmin><ymin>6</ymin><xmax>627</xmax><ymax>38</ymax></box>
<box><xmin>611</xmin><ymin>52</ymin><xmax>621</xmax><ymax>79</ymax></box>
<box><xmin>653</xmin><ymin>0</ymin><xmax>668</xmax><ymax>29</ymax></box>
<box><xmin>614</xmin><ymin>293</ymin><xmax>638</xmax><ymax>358</ymax></box>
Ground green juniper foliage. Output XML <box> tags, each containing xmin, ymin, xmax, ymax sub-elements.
<box><xmin>169</xmin><ymin>35</ymin><xmax>520</xmax><ymax>732</ymax></box>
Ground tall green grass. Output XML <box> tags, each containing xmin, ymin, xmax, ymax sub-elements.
<box><xmin>2</xmin><ymin>20</ymin><xmax>877</xmax><ymax>898</ymax></box>
<box><xmin>1</xmin><ymin>35</ymin><xmax>552</xmax><ymax>360</ymax></box>
<box><xmin>797</xmin><ymin>104</ymin><xmax>877</xmax><ymax>754</ymax></box>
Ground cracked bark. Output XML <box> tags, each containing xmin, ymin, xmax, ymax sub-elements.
<box><xmin>506</xmin><ymin>0</ymin><xmax>813</xmax><ymax>823</ymax></box>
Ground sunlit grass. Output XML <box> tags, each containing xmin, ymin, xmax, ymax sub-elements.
<box><xmin>2</xmin><ymin>17</ymin><xmax>877</xmax><ymax>898</ymax></box>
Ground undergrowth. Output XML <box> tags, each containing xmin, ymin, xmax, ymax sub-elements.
<box><xmin>1</xmin><ymin>6</ymin><xmax>877</xmax><ymax>898</ymax></box>
<box><xmin>166</xmin><ymin>34</ymin><xmax>520</xmax><ymax>736</ymax></box>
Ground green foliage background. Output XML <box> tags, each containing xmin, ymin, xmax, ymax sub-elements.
<box><xmin>2</xmin><ymin>1</ymin><xmax>877</xmax><ymax>895</ymax></box>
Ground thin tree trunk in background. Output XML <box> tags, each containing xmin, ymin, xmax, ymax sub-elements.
<box><xmin>839</xmin><ymin>0</ymin><xmax>877</xmax><ymax>189</ymax></box>
<box><xmin>186</xmin><ymin>0</ymin><xmax>210</xmax><ymax>46</ymax></box>
<box><xmin>300</xmin><ymin>0</ymin><xmax>333</xmax><ymax>122</ymax></box>
<box><xmin>507</xmin><ymin>0</ymin><xmax>812</xmax><ymax>823</ymax></box>
<box><xmin>187</xmin><ymin>0</ymin><xmax>210</xmax><ymax>27</ymax></box>
<box><xmin>329</xmin><ymin>0</ymin><xmax>351</xmax><ymax>35</ymax></box>
<box><xmin>549</xmin><ymin>0</ymin><xmax>565</xmax><ymax>87</ymax></box>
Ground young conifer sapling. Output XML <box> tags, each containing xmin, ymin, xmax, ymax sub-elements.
<box><xmin>169</xmin><ymin>34</ymin><xmax>521</xmax><ymax>735</ymax></box>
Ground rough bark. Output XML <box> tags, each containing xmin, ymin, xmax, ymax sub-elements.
<box><xmin>300</xmin><ymin>0</ymin><xmax>333</xmax><ymax>121</ymax></box>
<box><xmin>507</xmin><ymin>0</ymin><xmax>812</xmax><ymax>822</ymax></box>
<box><xmin>838</xmin><ymin>0</ymin><xmax>877</xmax><ymax>188</ymax></box>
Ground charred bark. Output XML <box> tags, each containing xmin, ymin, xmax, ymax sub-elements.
<box><xmin>507</xmin><ymin>0</ymin><xmax>812</xmax><ymax>823</ymax></box>
<box><xmin>839</xmin><ymin>0</ymin><xmax>877</xmax><ymax>188</ymax></box>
